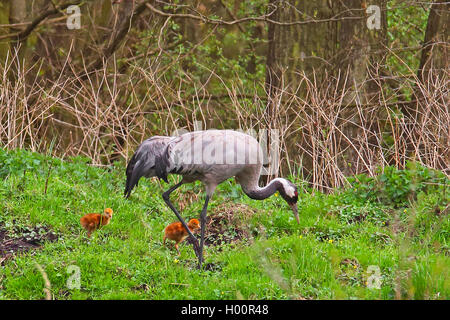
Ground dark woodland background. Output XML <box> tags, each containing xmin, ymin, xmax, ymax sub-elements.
<box><xmin>0</xmin><ymin>0</ymin><xmax>448</xmax><ymax>190</ymax></box>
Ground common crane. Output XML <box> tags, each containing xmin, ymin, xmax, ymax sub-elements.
<box><xmin>124</xmin><ymin>130</ymin><xmax>299</xmax><ymax>268</ymax></box>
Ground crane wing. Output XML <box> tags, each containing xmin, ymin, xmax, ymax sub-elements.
<box><xmin>124</xmin><ymin>136</ymin><xmax>172</xmax><ymax>198</ymax></box>
<box><xmin>166</xmin><ymin>130</ymin><xmax>263</xmax><ymax>183</ymax></box>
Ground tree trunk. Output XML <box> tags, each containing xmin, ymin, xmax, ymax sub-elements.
<box><xmin>333</xmin><ymin>0</ymin><xmax>387</xmax><ymax>104</ymax></box>
<box><xmin>264</xmin><ymin>0</ymin><xmax>281</xmax><ymax>119</ymax></box>
<box><xmin>409</xmin><ymin>0</ymin><xmax>449</xmax><ymax>169</ymax></box>
<box><xmin>266</xmin><ymin>0</ymin><xmax>386</xmax><ymax>100</ymax></box>
<box><xmin>9</xmin><ymin>0</ymin><xmax>27</xmax><ymax>78</ymax></box>
<box><xmin>264</xmin><ymin>0</ymin><xmax>388</xmax><ymax>183</ymax></box>
<box><xmin>417</xmin><ymin>0</ymin><xmax>449</xmax><ymax>84</ymax></box>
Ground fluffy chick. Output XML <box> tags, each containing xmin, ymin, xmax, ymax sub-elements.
<box><xmin>163</xmin><ymin>219</ymin><xmax>200</xmax><ymax>255</ymax></box>
<box><xmin>80</xmin><ymin>208</ymin><xmax>113</xmax><ymax>238</ymax></box>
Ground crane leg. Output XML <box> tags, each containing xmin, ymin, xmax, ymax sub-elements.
<box><xmin>198</xmin><ymin>195</ymin><xmax>210</xmax><ymax>269</ymax></box>
<box><xmin>162</xmin><ymin>181</ymin><xmax>201</xmax><ymax>259</ymax></box>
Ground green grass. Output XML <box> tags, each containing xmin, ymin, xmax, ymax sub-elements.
<box><xmin>0</xmin><ymin>148</ymin><xmax>448</xmax><ymax>300</ymax></box>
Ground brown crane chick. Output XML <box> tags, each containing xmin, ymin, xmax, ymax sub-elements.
<box><xmin>163</xmin><ymin>219</ymin><xmax>200</xmax><ymax>255</ymax></box>
<box><xmin>80</xmin><ymin>208</ymin><xmax>113</xmax><ymax>238</ymax></box>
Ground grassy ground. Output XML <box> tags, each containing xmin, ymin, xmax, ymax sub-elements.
<box><xmin>0</xmin><ymin>148</ymin><xmax>448</xmax><ymax>300</ymax></box>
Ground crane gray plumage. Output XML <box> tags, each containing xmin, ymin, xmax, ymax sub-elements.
<box><xmin>124</xmin><ymin>130</ymin><xmax>299</xmax><ymax>268</ymax></box>
<box><xmin>124</xmin><ymin>136</ymin><xmax>172</xmax><ymax>198</ymax></box>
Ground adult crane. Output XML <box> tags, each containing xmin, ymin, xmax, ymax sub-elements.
<box><xmin>124</xmin><ymin>130</ymin><xmax>299</xmax><ymax>268</ymax></box>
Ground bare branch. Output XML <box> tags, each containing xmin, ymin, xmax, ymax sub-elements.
<box><xmin>7</xmin><ymin>1</ymin><xmax>87</xmax><ymax>43</ymax></box>
<box><xmin>145</xmin><ymin>2</ymin><xmax>364</xmax><ymax>27</ymax></box>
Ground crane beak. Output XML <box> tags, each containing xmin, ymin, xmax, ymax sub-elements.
<box><xmin>290</xmin><ymin>203</ymin><xmax>300</xmax><ymax>224</ymax></box>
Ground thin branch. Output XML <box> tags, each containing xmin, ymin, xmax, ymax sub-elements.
<box><xmin>145</xmin><ymin>2</ymin><xmax>365</xmax><ymax>27</ymax></box>
<box><xmin>85</xmin><ymin>0</ymin><xmax>151</xmax><ymax>74</ymax></box>
<box><xmin>9</xmin><ymin>1</ymin><xmax>86</xmax><ymax>43</ymax></box>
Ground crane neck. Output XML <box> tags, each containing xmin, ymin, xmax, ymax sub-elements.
<box><xmin>243</xmin><ymin>178</ymin><xmax>284</xmax><ymax>200</ymax></box>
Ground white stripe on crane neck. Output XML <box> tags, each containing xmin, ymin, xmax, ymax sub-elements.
<box><xmin>273</xmin><ymin>178</ymin><xmax>295</xmax><ymax>197</ymax></box>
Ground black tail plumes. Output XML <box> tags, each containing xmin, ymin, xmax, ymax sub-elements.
<box><xmin>124</xmin><ymin>153</ymin><xmax>139</xmax><ymax>198</ymax></box>
<box><xmin>124</xmin><ymin>136</ymin><xmax>173</xmax><ymax>199</ymax></box>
